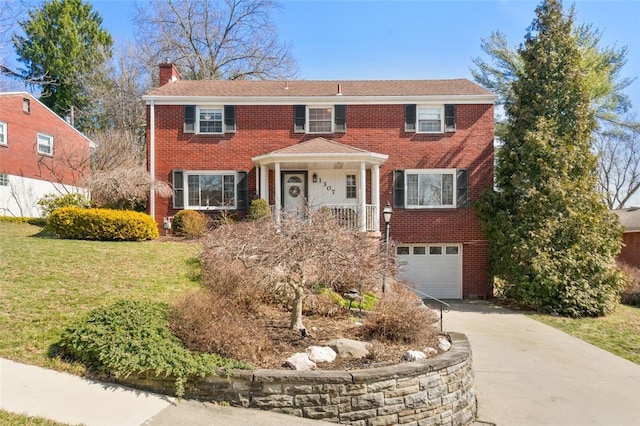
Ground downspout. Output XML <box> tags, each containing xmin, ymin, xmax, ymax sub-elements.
<box><xmin>149</xmin><ymin>100</ymin><xmax>156</xmax><ymax>221</ymax></box>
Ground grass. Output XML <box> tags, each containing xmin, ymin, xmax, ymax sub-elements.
<box><xmin>530</xmin><ymin>304</ymin><xmax>640</xmax><ymax>365</ymax></box>
<box><xmin>0</xmin><ymin>410</ymin><xmax>72</xmax><ymax>426</ymax></box>
<box><xmin>0</xmin><ymin>221</ymin><xmax>201</xmax><ymax>374</ymax></box>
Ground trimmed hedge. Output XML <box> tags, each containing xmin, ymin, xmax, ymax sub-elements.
<box><xmin>171</xmin><ymin>210</ymin><xmax>208</xmax><ymax>238</ymax></box>
<box><xmin>0</xmin><ymin>216</ymin><xmax>47</xmax><ymax>226</ymax></box>
<box><xmin>247</xmin><ymin>198</ymin><xmax>271</xmax><ymax>221</ymax></box>
<box><xmin>48</xmin><ymin>207</ymin><xmax>159</xmax><ymax>241</ymax></box>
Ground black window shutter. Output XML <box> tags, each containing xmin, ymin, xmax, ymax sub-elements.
<box><xmin>184</xmin><ymin>106</ymin><xmax>195</xmax><ymax>133</ymax></box>
<box><xmin>393</xmin><ymin>170</ymin><xmax>405</xmax><ymax>208</ymax></box>
<box><xmin>237</xmin><ymin>171</ymin><xmax>249</xmax><ymax>210</ymax></box>
<box><xmin>445</xmin><ymin>104</ymin><xmax>456</xmax><ymax>132</ymax></box>
<box><xmin>224</xmin><ymin>105</ymin><xmax>236</xmax><ymax>133</ymax></box>
<box><xmin>404</xmin><ymin>104</ymin><xmax>416</xmax><ymax>132</ymax></box>
<box><xmin>456</xmin><ymin>169</ymin><xmax>468</xmax><ymax>208</ymax></box>
<box><xmin>335</xmin><ymin>105</ymin><xmax>346</xmax><ymax>133</ymax></box>
<box><xmin>172</xmin><ymin>169</ymin><xmax>184</xmax><ymax>209</ymax></box>
<box><xmin>294</xmin><ymin>105</ymin><xmax>306</xmax><ymax>133</ymax></box>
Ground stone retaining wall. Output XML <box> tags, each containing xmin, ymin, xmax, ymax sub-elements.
<box><xmin>122</xmin><ymin>332</ymin><xmax>476</xmax><ymax>425</ymax></box>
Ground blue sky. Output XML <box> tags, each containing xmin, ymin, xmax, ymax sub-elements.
<box><xmin>90</xmin><ymin>0</ymin><xmax>640</xmax><ymax>112</ymax></box>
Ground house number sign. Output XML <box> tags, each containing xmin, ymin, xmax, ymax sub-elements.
<box><xmin>316</xmin><ymin>177</ymin><xmax>335</xmax><ymax>195</ymax></box>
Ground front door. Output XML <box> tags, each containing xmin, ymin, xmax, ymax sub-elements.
<box><xmin>283</xmin><ymin>172</ymin><xmax>306</xmax><ymax>214</ymax></box>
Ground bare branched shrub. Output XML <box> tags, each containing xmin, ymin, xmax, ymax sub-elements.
<box><xmin>169</xmin><ymin>291</ymin><xmax>273</xmax><ymax>363</ymax></box>
<box><xmin>360</xmin><ymin>284</ymin><xmax>439</xmax><ymax>345</ymax></box>
<box><xmin>619</xmin><ymin>262</ymin><xmax>640</xmax><ymax>306</ymax></box>
<box><xmin>201</xmin><ymin>211</ymin><xmax>392</xmax><ymax>333</ymax></box>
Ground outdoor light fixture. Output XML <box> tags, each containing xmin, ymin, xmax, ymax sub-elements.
<box><xmin>312</xmin><ymin>172</ymin><xmax>318</xmax><ymax>183</ymax></box>
<box><xmin>382</xmin><ymin>202</ymin><xmax>393</xmax><ymax>293</ymax></box>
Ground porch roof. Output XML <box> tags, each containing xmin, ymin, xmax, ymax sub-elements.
<box><xmin>252</xmin><ymin>138</ymin><xmax>388</xmax><ymax>169</ymax></box>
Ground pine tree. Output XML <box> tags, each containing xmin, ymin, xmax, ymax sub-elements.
<box><xmin>13</xmin><ymin>0</ymin><xmax>113</xmax><ymax>131</ymax></box>
<box><xmin>475</xmin><ymin>0</ymin><xmax>625</xmax><ymax>316</ymax></box>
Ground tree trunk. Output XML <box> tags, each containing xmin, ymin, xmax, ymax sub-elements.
<box><xmin>290</xmin><ymin>284</ymin><xmax>306</xmax><ymax>333</ymax></box>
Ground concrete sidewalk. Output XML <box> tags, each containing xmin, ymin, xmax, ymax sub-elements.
<box><xmin>442</xmin><ymin>301</ymin><xmax>640</xmax><ymax>426</ymax></box>
<box><xmin>0</xmin><ymin>358</ymin><xmax>328</xmax><ymax>426</ymax></box>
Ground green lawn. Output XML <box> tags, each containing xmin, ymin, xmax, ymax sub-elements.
<box><xmin>0</xmin><ymin>221</ymin><xmax>201</xmax><ymax>374</ymax></box>
<box><xmin>0</xmin><ymin>410</ymin><xmax>72</xmax><ymax>426</ymax></box>
<box><xmin>529</xmin><ymin>304</ymin><xmax>640</xmax><ymax>365</ymax></box>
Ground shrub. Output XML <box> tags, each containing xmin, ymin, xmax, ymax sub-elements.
<box><xmin>58</xmin><ymin>299</ymin><xmax>248</xmax><ymax>396</ymax></box>
<box><xmin>619</xmin><ymin>262</ymin><xmax>640</xmax><ymax>306</ymax></box>
<box><xmin>170</xmin><ymin>291</ymin><xmax>273</xmax><ymax>364</ymax></box>
<box><xmin>0</xmin><ymin>216</ymin><xmax>47</xmax><ymax>226</ymax></box>
<box><xmin>48</xmin><ymin>207</ymin><xmax>159</xmax><ymax>241</ymax></box>
<box><xmin>38</xmin><ymin>193</ymin><xmax>91</xmax><ymax>218</ymax></box>
<box><xmin>247</xmin><ymin>198</ymin><xmax>271</xmax><ymax>221</ymax></box>
<box><xmin>171</xmin><ymin>210</ymin><xmax>209</xmax><ymax>238</ymax></box>
<box><xmin>360</xmin><ymin>284</ymin><xmax>439</xmax><ymax>345</ymax></box>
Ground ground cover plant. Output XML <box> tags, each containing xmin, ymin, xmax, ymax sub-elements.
<box><xmin>0</xmin><ymin>221</ymin><xmax>200</xmax><ymax>374</ymax></box>
<box><xmin>0</xmin><ymin>410</ymin><xmax>69</xmax><ymax>426</ymax></box>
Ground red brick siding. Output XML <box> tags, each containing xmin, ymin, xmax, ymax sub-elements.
<box><xmin>0</xmin><ymin>95</ymin><xmax>90</xmax><ymax>186</ymax></box>
<box><xmin>149</xmin><ymin>103</ymin><xmax>494</xmax><ymax>298</ymax></box>
<box><xmin>619</xmin><ymin>232</ymin><xmax>640</xmax><ymax>268</ymax></box>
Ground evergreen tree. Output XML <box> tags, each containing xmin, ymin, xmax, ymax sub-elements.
<box><xmin>475</xmin><ymin>0</ymin><xmax>625</xmax><ymax>316</ymax></box>
<box><xmin>12</xmin><ymin>0</ymin><xmax>113</xmax><ymax>131</ymax></box>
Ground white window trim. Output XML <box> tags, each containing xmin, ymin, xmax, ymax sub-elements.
<box><xmin>404</xmin><ymin>168</ymin><xmax>456</xmax><ymax>209</ymax></box>
<box><xmin>416</xmin><ymin>105</ymin><xmax>444</xmax><ymax>134</ymax></box>
<box><xmin>196</xmin><ymin>106</ymin><xmax>224</xmax><ymax>135</ymax></box>
<box><xmin>0</xmin><ymin>121</ymin><xmax>6</xmax><ymax>145</ymax></box>
<box><xmin>184</xmin><ymin>170</ymin><xmax>237</xmax><ymax>210</ymax></box>
<box><xmin>306</xmin><ymin>106</ymin><xmax>334</xmax><ymax>134</ymax></box>
<box><xmin>37</xmin><ymin>133</ymin><xmax>53</xmax><ymax>156</ymax></box>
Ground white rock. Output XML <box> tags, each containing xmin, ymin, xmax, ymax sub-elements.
<box><xmin>438</xmin><ymin>336</ymin><xmax>452</xmax><ymax>352</ymax></box>
<box><xmin>404</xmin><ymin>350</ymin><xmax>427</xmax><ymax>361</ymax></box>
<box><xmin>325</xmin><ymin>338</ymin><xmax>370</xmax><ymax>359</ymax></box>
<box><xmin>306</xmin><ymin>346</ymin><xmax>337</xmax><ymax>363</ymax></box>
<box><xmin>285</xmin><ymin>353</ymin><xmax>317</xmax><ymax>371</ymax></box>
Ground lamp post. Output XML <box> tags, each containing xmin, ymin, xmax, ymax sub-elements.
<box><xmin>382</xmin><ymin>202</ymin><xmax>393</xmax><ymax>293</ymax></box>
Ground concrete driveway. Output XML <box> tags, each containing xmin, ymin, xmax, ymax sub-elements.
<box><xmin>442</xmin><ymin>301</ymin><xmax>640</xmax><ymax>426</ymax></box>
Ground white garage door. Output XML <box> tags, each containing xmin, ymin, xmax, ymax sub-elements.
<box><xmin>395</xmin><ymin>244</ymin><xmax>462</xmax><ymax>299</ymax></box>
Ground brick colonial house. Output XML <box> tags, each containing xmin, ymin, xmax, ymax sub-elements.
<box><xmin>144</xmin><ymin>63</ymin><xmax>496</xmax><ymax>299</ymax></box>
<box><xmin>613</xmin><ymin>207</ymin><xmax>640</xmax><ymax>269</ymax></box>
<box><xmin>0</xmin><ymin>92</ymin><xmax>91</xmax><ymax>217</ymax></box>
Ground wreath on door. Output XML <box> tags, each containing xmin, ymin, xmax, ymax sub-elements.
<box><xmin>289</xmin><ymin>185</ymin><xmax>301</xmax><ymax>197</ymax></box>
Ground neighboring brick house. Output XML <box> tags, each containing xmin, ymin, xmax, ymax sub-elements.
<box><xmin>0</xmin><ymin>92</ymin><xmax>91</xmax><ymax>217</ymax></box>
<box><xmin>613</xmin><ymin>207</ymin><xmax>640</xmax><ymax>268</ymax></box>
<box><xmin>143</xmin><ymin>63</ymin><xmax>496</xmax><ymax>299</ymax></box>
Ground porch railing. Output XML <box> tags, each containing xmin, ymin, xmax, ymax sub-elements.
<box><xmin>268</xmin><ymin>204</ymin><xmax>377</xmax><ymax>232</ymax></box>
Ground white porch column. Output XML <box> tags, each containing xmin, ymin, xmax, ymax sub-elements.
<box><xmin>372</xmin><ymin>164</ymin><xmax>380</xmax><ymax>232</ymax></box>
<box><xmin>274</xmin><ymin>162</ymin><xmax>281</xmax><ymax>224</ymax></box>
<box><xmin>260</xmin><ymin>165</ymin><xmax>269</xmax><ymax>202</ymax></box>
<box><xmin>149</xmin><ymin>100</ymin><xmax>155</xmax><ymax>221</ymax></box>
<box><xmin>359</xmin><ymin>161</ymin><xmax>366</xmax><ymax>231</ymax></box>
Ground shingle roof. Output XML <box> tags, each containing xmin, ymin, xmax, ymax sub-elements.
<box><xmin>270</xmin><ymin>138</ymin><xmax>370</xmax><ymax>155</ymax></box>
<box><xmin>613</xmin><ymin>207</ymin><xmax>640</xmax><ymax>232</ymax></box>
<box><xmin>145</xmin><ymin>79</ymin><xmax>494</xmax><ymax>98</ymax></box>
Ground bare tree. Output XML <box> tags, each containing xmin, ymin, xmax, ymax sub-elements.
<box><xmin>88</xmin><ymin>128</ymin><xmax>171</xmax><ymax>208</ymax></box>
<box><xmin>595</xmin><ymin>119</ymin><xmax>640</xmax><ymax>209</ymax></box>
<box><xmin>133</xmin><ymin>0</ymin><xmax>297</xmax><ymax>81</ymax></box>
<box><xmin>202</xmin><ymin>211</ymin><xmax>391</xmax><ymax>334</ymax></box>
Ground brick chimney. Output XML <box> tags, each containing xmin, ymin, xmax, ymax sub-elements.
<box><xmin>159</xmin><ymin>61</ymin><xmax>181</xmax><ymax>86</ymax></box>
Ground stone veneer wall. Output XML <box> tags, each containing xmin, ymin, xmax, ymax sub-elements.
<box><xmin>121</xmin><ymin>332</ymin><xmax>476</xmax><ymax>426</ymax></box>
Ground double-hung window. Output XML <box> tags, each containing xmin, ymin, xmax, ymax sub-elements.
<box><xmin>199</xmin><ymin>108</ymin><xmax>223</xmax><ymax>133</ymax></box>
<box><xmin>187</xmin><ymin>172</ymin><xmax>236</xmax><ymax>208</ymax></box>
<box><xmin>184</xmin><ymin>105</ymin><xmax>236</xmax><ymax>134</ymax></box>
<box><xmin>417</xmin><ymin>107</ymin><xmax>442</xmax><ymax>133</ymax></box>
<box><xmin>0</xmin><ymin>121</ymin><xmax>6</xmax><ymax>145</ymax></box>
<box><xmin>308</xmin><ymin>107</ymin><xmax>333</xmax><ymax>133</ymax></box>
<box><xmin>346</xmin><ymin>174</ymin><xmax>357</xmax><ymax>199</ymax></box>
<box><xmin>37</xmin><ymin>133</ymin><xmax>53</xmax><ymax>155</ymax></box>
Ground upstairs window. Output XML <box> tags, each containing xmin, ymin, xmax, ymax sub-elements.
<box><xmin>23</xmin><ymin>98</ymin><xmax>30</xmax><ymax>113</ymax></box>
<box><xmin>184</xmin><ymin>105</ymin><xmax>236</xmax><ymax>134</ymax></box>
<box><xmin>37</xmin><ymin>133</ymin><xmax>53</xmax><ymax>155</ymax></box>
<box><xmin>405</xmin><ymin>104</ymin><xmax>456</xmax><ymax>133</ymax></box>
<box><xmin>0</xmin><ymin>121</ymin><xmax>6</xmax><ymax>145</ymax></box>
<box><xmin>294</xmin><ymin>105</ymin><xmax>346</xmax><ymax>134</ymax></box>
